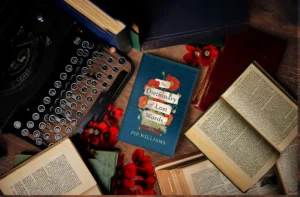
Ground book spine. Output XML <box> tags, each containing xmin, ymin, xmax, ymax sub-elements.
<box><xmin>141</xmin><ymin>22</ymin><xmax>248</xmax><ymax>51</ymax></box>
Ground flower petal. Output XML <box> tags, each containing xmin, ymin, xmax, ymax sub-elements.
<box><xmin>89</xmin><ymin>135</ymin><xmax>99</xmax><ymax>146</ymax></box>
<box><xmin>132</xmin><ymin>149</ymin><xmax>145</xmax><ymax>163</ymax></box>
<box><xmin>195</xmin><ymin>56</ymin><xmax>201</xmax><ymax>66</ymax></box>
<box><xmin>108</xmin><ymin>134</ymin><xmax>118</xmax><ymax>147</ymax></box>
<box><xmin>186</xmin><ymin>45</ymin><xmax>197</xmax><ymax>52</ymax></box>
<box><xmin>140</xmin><ymin>156</ymin><xmax>152</xmax><ymax>165</ymax></box>
<box><xmin>137</xmin><ymin>164</ymin><xmax>155</xmax><ymax>176</ymax></box>
<box><xmin>145</xmin><ymin>176</ymin><xmax>156</xmax><ymax>189</ymax></box>
<box><xmin>117</xmin><ymin>154</ymin><xmax>125</xmax><ymax>166</ymax></box>
<box><xmin>200</xmin><ymin>57</ymin><xmax>212</xmax><ymax>67</ymax></box>
<box><xmin>109</xmin><ymin>125</ymin><xmax>120</xmax><ymax>135</ymax></box>
<box><xmin>183</xmin><ymin>53</ymin><xmax>196</xmax><ymax>65</ymax></box>
<box><xmin>108</xmin><ymin>103</ymin><xmax>115</xmax><ymax>111</ymax></box>
<box><xmin>98</xmin><ymin>122</ymin><xmax>108</xmax><ymax>132</ymax></box>
<box><xmin>113</xmin><ymin>108</ymin><xmax>123</xmax><ymax>118</ymax></box>
<box><xmin>123</xmin><ymin>163</ymin><xmax>136</xmax><ymax>179</ymax></box>
<box><xmin>123</xmin><ymin>179</ymin><xmax>135</xmax><ymax>188</ymax></box>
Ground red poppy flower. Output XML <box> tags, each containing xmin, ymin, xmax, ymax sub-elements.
<box><xmin>135</xmin><ymin>176</ymin><xmax>156</xmax><ymax>190</ymax></box>
<box><xmin>88</xmin><ymin>120</ymin><xmax>99</xmax><ymax>128</ymax></box>
<box><xmin>104</xmin><ymin>104</ymin><xmax>123</xmax><ymax>125</ymax></box>
<box><xmin>200</xmin><ymin>44</ymin><xmax>219</xmax><ymax>67</ymax></box>
<box><xmin>138</xmin><ymin>95</ymin><xmax>148</xmax><ymax>108</ymax></box>
<box><xmin>89</xmin><ymin>135</ymin><xmax>100</xmax><ymax>146</ymax></box>
<box><xmin>132</xmin><ymin>149</ymin><xmax>152</xmax><ymax>166</ymax></box>
<box><xmin>97</xmin><ymin>122</ymin><xmax>108</xmax><ymax>132</ymax></box>
<box><xmin>122</xmin><ymin>179</ymin><xmax>135</xmax><ymax>188</ymax></box>
<box><xmin>137</xmin><ymin>163</ymin><xmax>155</xmax><ymax>177</ymax></box>
<box><xmin>123</xmin><ymin>163</ymin><xmax>136</xmax><ymax>179</ymax></box>
<box><xmin>80</xmin><ymin>129</ymin><xmax>90</xmax><ymax>140</ymax></box>
<box><xmin>183</xmin><ymin>45</ymin><xmax>202</xmax><ymax>66</ymax></box>
<box><xmin>145</xmin><ymin>79</ymin><xmax>160</xmax><ymax>89</ymax></box>
<box><xmin>165</xmin><ymin>114</ymin><xmax>173</xmax><ymax>126</ymax></box>
<box><xmin>102</xmin><ymin>125</ymin><xmax>119</xmax><ymax>147</ymax></box>
<box><xmin>166</xmin><ymin>74</ymin><xmax>180</xmax><ymax>91</ymax></box>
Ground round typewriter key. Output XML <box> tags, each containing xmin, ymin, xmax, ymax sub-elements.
<box><xmin>32</xmin><ymin>113</ymin><xmax>40</xmax><ymax>121</ymax></box>
<box><xmin>87</xmin><ymin>96</ymin><xmax>93</xmax><ymax>102</ymax></box>
<box><xmin>66</xmin><ymin>91</ymin><xmax>72</xmax><ymax>98</ymax></box>
<box><xmin>91</xmin><ymin>80</ymin><xmax>97</xmax><ymax>86</ymax></box>
<box><xmin>55</xmin><ymin>134</ymin><xmax>62</xmax><ymax>141</ymax></box>
<box><xmin>71</xmin><ymin>119</ymin><xmax>77</xmax><ymax>126</ymax></box>
<box><xmin>65</xmin><ymin>65</ymin><xmax>73</xmax><ymax>73</ymax></box>
<box><xmin>46</xmin><ymin>123</ymin><xmax>51</xmax><ymax>129</ymax></box>
<box><xmin>71</xmin><ymin>102</ymin><xmax>77</xmax><ymax>109</ymax></box>
<box><xmin>27</xmin><ymin>121</ymin><xmax>34</xmax><ymax>129</ymax></box>
<box><xmin>112</xmin><ymin>66</ymin><xmax>118</xmax><ymax>73</ymax></box>
<box><xmin>78</xmin><ymin>57</ymin><xmax>84</xmax><ymax>65</ymax></box>
<box><xmin>118</xmin><ymin>57</ymin><xmax>126</xmax><ymax>65</ymax></box>
<box><xmin>43</xmin><ymin>133</ymin><xmax>50</xmax><ymax>141</ymax></box>
<box><xmin>102</xmin><ymin>82</ymin><xmax>108</xmax><ymax>88</ymax></box>
<box><xmin>81</xmin><ymin>67</ymin><xmax>88</xmax><ymax>74</ymax></box>
<box><xmin>49</xmin><ymin>115</ymin><xmax>56</xmax><ymax>122</ymax></box>
<box><xmin>73</xmin><ymin>37</ymin><xmax>81</xmax><ymax>45</ymax></box>
<box><xmin>44</xmin><ymin>114</ymin><xmax>49</xmax><ymax>121</ymax></box>
<box><xmin>86</xmin><ymin>79</ymin><xmax>92</xmax><ymax>86</ymax></box>
<box><xmin>96</xmin><ymin>72</ymin><xmax>102</xmax><ymax>79</ymax></box>
<box><xmin>76</xmin><ymin>111</ymin><xmax>83</xmax><ymax>117</ymax></box>
<box><xmin>54</xmin><ymin>81</ymin><xmax>62</xmax><ymax>89</ymax></box>
<box><xmin>60</xmin><ymin>73</ymin><xmax>68</xmax><ymax>81</ymax></box>
<box><xmin>81</xmin><ymin>86</ymin><xmax>88</xmax><ymax>93</ymax></box>
<box><xmin>76</xmin><ymin>75</ymin><xmax>83</xmax><ymax>82</ymax></box>
<box><xmin>38</xmin><ymin>105</ymin><xmax>45</xmax><ymax>113</ymax></box>
<box><xmin>83</xmin><ymin>49</ymin><xmax>89</xmax><ymax>57</ymax></box>
<box><xmin>99</xmin><ymin>52</ymin><xmax>104</xmax><ymax>58</ymax></box>
<box><xmin>82</xmin><ymin>41</ymin><xmax>89</xmax><ymax>48</ymax></box>
<box><xmin>60</xmin><ymin>99</ymin><xmax>67</xmax><ymax>107</ymax></box>
<box><xmin>77</xmin><ymin>49</ymin><xmax>84</xmax><ymax>56</ymax></box>
<box><xmin>36</xmin><ymin>138</ymin><xmax>43</xmax><ymax>145</ymax></box>
<box><xmin>43</xmin><ymin>97</ymin><xmax>51</xmax><ymax>105</ymax></box>
<box><xmin>102</xmin><ymin>65</ymin><xmax>108</xmax><ymax>70</ymax></box>
<box><xmin>81</xmin><ymin>104</ymin><xmax>88</xmax><ymax>111</ymax></box>
<box><xmin>21</xmin><ymin>129</ymin><xmax>29</xmax><ymax>136</ymax></box>
<box><xmin>92</xmin><ymin>51</ymin><xmax>99</xmax><ymax>58</ymax></box>
<box><xmin>60</xmin><ymin>118</ymin><xmax>66</xmax><ymax>125</ymax></box>
<box><xmin>55</xmin><ymin>107</ymin><xmax>62</xmax><ymax>114</ymax></box>
<box><xmin>13</xmin><ymin>121</ymin><xmax>21</xmax><ymax>129</ymax></box>
<box><xmin>107</xmin><ymin>74</ymin><xmax>113</xmax><ymax>80</ymax></box>
<box><xmin>71</xmin><ymin>56</ymin><xmax>78</xmax><ymax>64</ymax></box>
<box><xmin>76</xmin><ymin>95</ymin><xmax>82</xmax><ymax>101</ymax></box>
<box><xmin>54</xmin><ymin>126</ymin><xmax>61</xmax><ymax>133</ymax></box>
<box><xmin>92</xmin><ymin>89</ymin><xmax>98</xmax><ymax>94</ymax></box>
<box><xmin>33</xmin><ymin>130</ymin><xmax>40</xmax><ymax>138</ymax></box>
<box><xmin>60</xmin><ymin>90</ymin><xmax>66</xmax><ymax>97</ymax></box>
<box><xmin>65</xmin><ymin>126</ymin><xmax>72</xmax><ymax>133</ymax></box>
<box><xmin>87</xmin><ymin>59</ymin><xmax>93</xmax><ymax>66</ymax></box>
<box><xmin>39</xmin><ymin>122</ymin><xmax>46</xmax><ymax>130</ymax></box>
<box><xmin>48</xmin><ymin>143</ymin><xmax>54</xmax><ymax>147</ymax></box>
<box><xmin>107</xmin><ymin>57</ymin><xmax>113</xmax><ymax>64</ymax></box>
<box><xmin>71</xmin><ymin>83</ymin><xmax>78</xmax><ymax>90</ymax></box>
<box><xmin>49</xmin><ymin>89</ymin><xmax>56</xmax><ymax>96</ymax></box>
<box><xmin>88</xmin><ymin>42</ymin><xmax>94</xmax><ymax>49</ymax></box>
<box><xmin>65</xmin><ymin>110</ymin><xmax>72</xmax><ymax>118</ymax></box>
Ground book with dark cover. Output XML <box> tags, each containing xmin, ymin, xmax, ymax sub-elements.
<box><xmin>194</xmin><ymin>27</ymin><xmax>287</xmax><ymax>111</ymax></box>
<box><xmin>91</xmin><ymin>0</ymin><xmax>248</xmax><ymax>51</ymax></box>
<box><xmin>119</xmin><ymin>54</ymin><xmax>198</xmax><ymax>156</ymax></box>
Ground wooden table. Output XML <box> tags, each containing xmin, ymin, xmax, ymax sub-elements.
<box><xmin>0</xmin><ymin>0</ymin><xmax>298</xmax><ymax>195</ymax></box>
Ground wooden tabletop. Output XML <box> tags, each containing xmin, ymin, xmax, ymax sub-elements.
<box><xmin>0</xmin><ymin>0</ymin><xmax>298</xmax><ymax>195</ymax></box>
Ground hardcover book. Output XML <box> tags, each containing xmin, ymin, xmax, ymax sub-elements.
<box><xmin>119</xmin><ymin>54</ymin><xmax>198</xmax><ymax>156</ymax></box>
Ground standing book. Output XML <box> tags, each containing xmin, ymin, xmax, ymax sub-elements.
<box><xmin>185</xmin><ymin>62</ymin><xmax>297</xmax><ymax>192</ymax></box>
<box><xmin>119</xmin><ymin>54</ymin><xmax>198</xmax><ymax>156</ymax></box>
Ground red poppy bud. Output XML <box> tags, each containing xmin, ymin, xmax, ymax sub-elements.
<box><xmin>122</xmin><ymin>179</ymin><xmax>135</xmax><ymax>188</ymax></box>
<box><xmin>123</xmin><ymin>163</ymin><xmax>136</xmax><ymax>179</ymax></box>
<box><xmin>97</xmin><ymin>122</ymin><xmax>108</xmax><ymax>132</ymax></box>
<box><xmin>113</xmin><ymin>108</ymin><xmax>123</xmax><ymax>118</ymax></box>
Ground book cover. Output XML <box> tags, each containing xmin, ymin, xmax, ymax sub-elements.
<box><xmin>119</xmin><ymin>54</ymin><xmax>198</xmax><ymax>156</ymax></box>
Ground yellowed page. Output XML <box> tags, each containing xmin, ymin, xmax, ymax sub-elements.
<box><xmin>183</xmin><ymin>160</ymin><xmax>282</xmax><ymax>195</ymax></box>
<box><xmin>222</xmin><ymin>63</ymin><xmax>297</xmax><ymax>152</ymax></box>
<box><xmin>276</xmin><ymin>139</ymin><xmax>297</xmax><ymax>195</ymax></box>
<box><xmin>0</xmin><ymin>138</ymin><xmax>96</xmax><ymax>195</ymax></box>
<box><xmin>185</xmin><ymin>99</ymin><xmax>280</xmax><ymax>192</ymax></box>
<box><xmin>80</xmin><ymin>185</ymin><xmax>102</xmax><ymax>195</ymax></box>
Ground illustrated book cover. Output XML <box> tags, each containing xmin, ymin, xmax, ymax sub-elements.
<box><xmin>119</xmin><ymin>54</ymin><xmax>198</xmax><ymax>156</ymax></box>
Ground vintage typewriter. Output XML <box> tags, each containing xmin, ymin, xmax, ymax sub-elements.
<box><xmin>0</xmin><ymin>0</ymin><xmax>134</xmax><ymax>148</ymax></box>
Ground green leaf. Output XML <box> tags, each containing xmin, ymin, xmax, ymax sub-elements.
<box><xmin>162</xmin><ymin>71</ymin><xmax>165</xmax><ymax>76</ymax></box>
<box><xmin>137</xmin><ymin>115</ymin><xmax>141</xmax><ymax>119</ymax></box>
<box><xmin>172</xmin><ymin>110</ymin><xmax>176</xmax><ymax>114</ymax></box>
<box><xmin>138</xmin><ymin>109</ymin><xmax>143</xmax><ymax>115</ymax></box>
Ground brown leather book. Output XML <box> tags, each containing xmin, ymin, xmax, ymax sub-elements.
<box><xmin>193</xmin><ymin>27</ymin><xmax>286</xmax><ymax>111</ymax></box>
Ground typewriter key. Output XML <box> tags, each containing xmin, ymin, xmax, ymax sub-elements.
<box><xmin>107</xmin><ymin>57</ymin><xmax>113</xmax><ymax>64</ymax></box>
<box><xmin>71</xmin><ymin>83</ymin><xmax>78</xmax><ymax>90</ymax></box>
<box><xmin>33</xmin><ymin>130</ymin><xmax>40</xmax><ymax>138</ymax></box>
<box><xmin>60</xmin><ymin>99</ymin><xmax>67</xmax><ymax>107</ymax></box>
<box><xmin>81</xmin><ymin>86</ymin><xmax>88</xmax><ymax>93</ymax></box>
<box><xmin>13</xmin><ymin>121</ymin><xmax>21</xmax><ymax>129</ymax></box>
<box><xmin>81</xmin><ymin>104</ymin><xmax>88</xmax><ymax>111</ymax></box>
<box><xmin>81</xmin><ymin>67</ymin><xmax>88</xmax><ymax>74</ymax></box>
<box><xmin>76</xmin><ymin>111</ymin><xmax>82</xmax><ymax>117</ymax></box>
<box><xmin>49</xmin><ymin>89</ymin><xmax>57</xmax><ymax>96</ymax></box>
<box><xmin>91</xmin><ymin>80</ymin><xmax>97</xmax><ymax>86</ymax></box>
<box><xmin>32</xmin><ymin>113</ymin><xmax>40</xmax><ymax>121</ymax></box>
<box><xmin>112</xmin><ymin>66</ymin><xmax>118</xmax><ymax>72</ymax></box>
<box><xmin>49</xmin><ymin>115</ymin><xmax>56</xmax><ymax>122</ymax></box>
<box><xmin>118</xmin><ymin>57</ymin><xmax>126</xmax><ymax>65</ymax></box>
<box><xmin>76</xmin><ymin>95</ymin><xmax>82</xmax><ymax>101</ymax></box>
<box><xmin>78</xmin><ymin>58</ymin><xmax>84</xmax><ymax>65</ymax></box>
<box><xmin>87</xmin><ymin>96</ymin><xmax>93</xmax><ymax>102</ymax></box>
<box><xmin>107</xmin><ymin>74</ymin><xmax>113</xmax><ymax>80</ymax></box>
<box><xmin>60</xmin><ymin>118</ymin><xmax>66</xmax><ymax>125</ymax></box>
<box><xmin>21</xmin><ymin>129</ymin><xmax>29</xmax><ymax>136</ymax></box>
<box><xmin>43</xmin><ymin>133</ymin><xmax>50</xmax><ymax>140</ymax></box>
<box><xmin>54</xmin><ymin>126</ymin><xmax>61</xmax><ymax>133</ymax></box>
<box><xmin>60</xmin><ymin>73</ymin><xmax>68</xmax><ymax>81</ymax></box>
<box><xmin>27</xmin><ymin>121</ymin><xmax>34</xmax><ymax>129</ymax></box>
<box><xmin>102</xmin><ymin>65</ymin><xmax>108</xmax><ymax>70</ymax></box>
<box><xmin>76</xmin><ymin>75</ymin><xmax>83</xmax><ymax>82</ymax></box>
<box><xmin>38</xmin><ymin>105</ymin><xmax>45</xmax><ymax>113</ymax></box>
<box><xmin>87</xmin><ymin>59</ymin><xmax>93</xmax><ymax>66</ymax></box>
<box><xmin>96</xmin><ymin>73</ymin><xmax>102</xmax><ymax>79</ymax></box>
<box><xmin>65</xmin><ymin>126</ymin><xmax>72</xmax><ymax>133</ymax></box>
<box><xmin>65</xmin><ymin>82</ymin><xmax>71</xmax><ymax>89</ymax></box>
<box><xmin>65</xmin><ymin>65</ymin><xmax>73</xmax><ymax>73</ymax></box>
<box><xmin>92</xmin><ymin>51</ymin><xmax>99</xmax><ymax>58</ymax></box>
<box><xmin>71</xmin><ymin>119</ymin><xmax>77</xmax><ymax>126</ymax></box>
<box><xmin>44</xmin><ymin>114</ymin><xmax>50</xmax><ymax>121</ymax></box>
<box><xmin>43</xmin><ymin>97</ymin><xmax>51</xmax><ymax>105</ymax></box>
<box><xmin>55</xmin><ymin>107</ymin><xmax>62</xmax><ymax>114</ymax></box>
<box><xmin>73</xmin><ymin>37</ymin><xmax>81</xmax><ymax>45</ymax></box>
<box><xmin>65</xmin><ymin>110</ymin><xmax>72</xmax><ymax>118</ymax></box>
<box><xmin>39</xmin><ymin>122</ymin><xmax>46</xmax><ymax>130</ymax></box>
<box><xmin>82</xmin><ymin>41</ymin><xmax>89</xmax><ymax>48</ymax></box>
<box><xmin>86</xmin><ymin>79</ymin><xmax>92</xmax><ymax>86</ymax></box>
<box><xmin>36</xmin><ymin>138</ymin><xmax>43</xmax><ymax>145</ymax></box>
<box><xmin>92</xmin><ymin>89</ymin><xmax>98</xmax><ymax>94</ymax></box>
<box><xmin>71</xmin><ymin>56</ymin><xmax>78</xmax><ymax>64</ymax></box>
<box><xmin>102</xmin><ymin>82</ymin><xmax>108</xmax><ymax>88</ymax></box>
<box><xmin>77</xmin><ymin>49</ymin><xmax>84</xmax><ymax>56</ymax></box>
<box><xmin>54</xmin><ymin>81</ymin><xmax>62</xmax><ymax>88</ymax></box>
<box><xmin>66</xmin><ymin>91</ymin><xmax>72</xmax><ymax>98</ymax></box>
<box><xmin>71</xmin><ymin>102</ymin><xmax>77</xmax><ymax>109</ymax></box>
<box><xmin>48</xmin><ymin>143</ymin><xmax>54</xmax><ymax>147</ymax></box>
<box><xmin>88</xmin><ymin>42</ymin><xmax>94</xmax><ymax>49</ymax></box>
<box><xmin>55</xmin><ymin>134</ymin><xmax>62</xmax><ymax>141</ymax></box>
<box><xmin>83</xmin><ymin>49</ymin><xmax>89</xmax><ymax>57</ymax></box>
<box><xmin>46</xmin><ymin>123</ymin><xmax>51</xmax><ymax>129</ymax></box>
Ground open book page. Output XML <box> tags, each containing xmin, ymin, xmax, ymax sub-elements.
<box><xmin>80</xmin><ymin>185</ymin><xmax>102</xmax><ymax>195</ymax></box>
<box><xmin>183</xmin><ymin>160</ymin><xmax>282</xmax><ymax>195</ymax></box>
<box><xmin>276</xmin><ymin>139</ymin><xmax>297</xmax><ymax>195</ymax></box>
<box><xmin>0</xmin><ymin>139</ymin><xmax>97</xmax><ymax>195</ymax></box>
<box><xmin>222</xmin><ymin>63</ymin><xmax>297</xmax><ymax>152</ymax></box>
<box><xmin>185</xmin><ymin>98</ymin><xmax>280</xmax><ymax>192</ymax></box>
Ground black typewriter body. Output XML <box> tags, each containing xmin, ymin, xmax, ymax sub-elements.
<box><xmin>0</xmin><ymin>0</ymin><xmax>134</xmax><ymax>148</ymax></box>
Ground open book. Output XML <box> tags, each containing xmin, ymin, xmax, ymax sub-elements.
<box><xmin>185</xmin><ymin>62</ymin><xmax>297</xmax><ymax>192</ymax></box>
<box><xmin>0</xmin><ymin>138</ymin><xmax>102</xmax><ymax>195</ymax></box>
<box><xmin>156</xmin><ymin>153</ymin><xmax>283</xmax><ymax>195</ymax></box>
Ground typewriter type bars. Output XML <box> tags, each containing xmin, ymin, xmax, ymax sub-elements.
<box><xmin>13</xmin><ymin>39</ymin><xmax>132</xmax><ymax>147</ymax></box>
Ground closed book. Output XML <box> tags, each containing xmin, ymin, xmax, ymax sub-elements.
<box><xmin>194</xmin><ymin>27</ymin><xmax>286</xmax><ymax>111</ymax></box>
<box><xmin>119</xmin><ymin>54</ymin><xmax>198</xmax><ymax>156</ymax></box>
